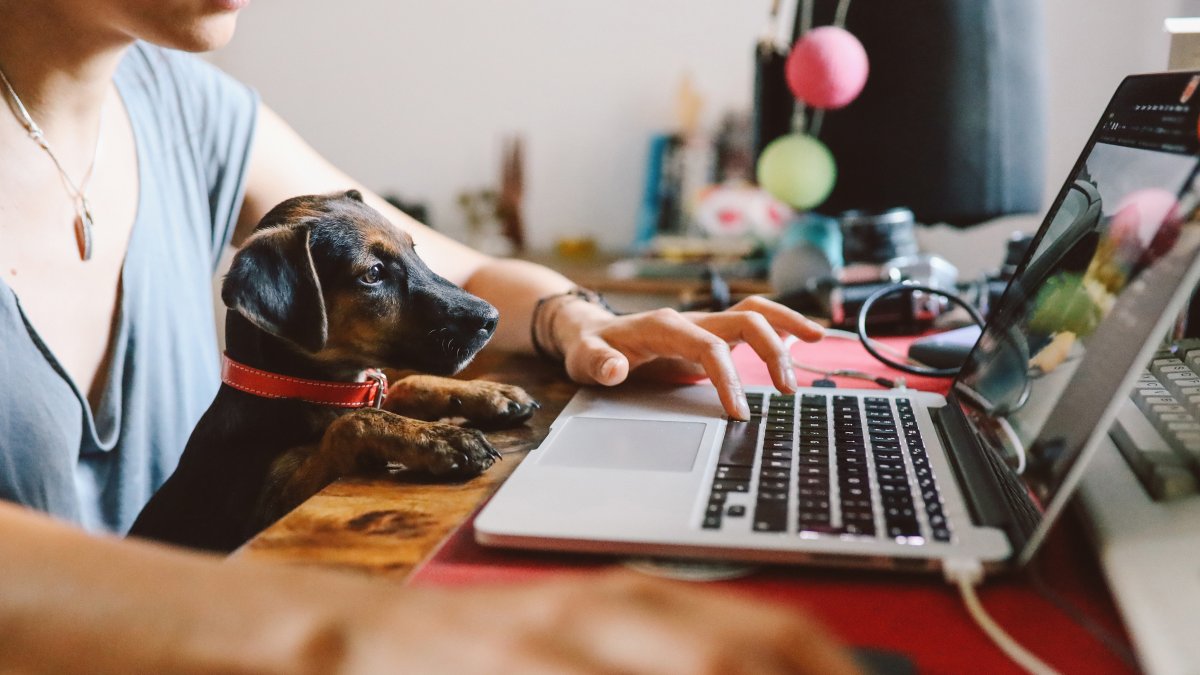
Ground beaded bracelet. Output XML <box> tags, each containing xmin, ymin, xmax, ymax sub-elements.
<box><xmin>530</xmin><ymin>287</ymin><xmax>615</xmax><ymax>364</ymax></box>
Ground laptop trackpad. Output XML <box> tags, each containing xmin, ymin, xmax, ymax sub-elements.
<box><xmin>539</xmin><ymin>417</ymin><xmax>706</xmax><ymax>472</ymax></box>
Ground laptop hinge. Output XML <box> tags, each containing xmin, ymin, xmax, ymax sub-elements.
<box><xmin>931</xmin><ymin>395</ymin><xmax>1029</xmax><ymax>554</ymax></box>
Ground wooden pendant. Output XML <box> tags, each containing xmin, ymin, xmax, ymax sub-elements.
<box><xmin>74</xmin><ymin>211</ymin><xmax>93</xmax><ymax>261</ymax></box>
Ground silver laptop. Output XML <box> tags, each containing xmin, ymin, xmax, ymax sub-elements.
<box><xmin>477</xmin><ymin>72</ymin><xmax>1200</xmax><ymax>575</ymax></box>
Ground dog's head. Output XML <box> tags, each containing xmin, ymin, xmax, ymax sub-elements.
<box><xmin>221</xmin><ymin>190</ymin><xmax>498</xmax><ymax>375</ymax></box>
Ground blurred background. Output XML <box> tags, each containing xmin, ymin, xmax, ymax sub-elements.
<box><xmin>210</xmin><ymin>0</ymin><xmax>1200</xmax><ymax>279</ymax></box>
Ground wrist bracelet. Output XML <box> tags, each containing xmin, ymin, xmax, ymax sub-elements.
<box><xmin>530</xmin><ymin>287</ymin><xmax>614</xmax><ymax>364</ymax></box>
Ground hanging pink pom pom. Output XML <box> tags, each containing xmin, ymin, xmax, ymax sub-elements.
<box><xmin>786</xmin><ymin>26</ymin><xmax>869</xmax><ymax>110</ymax></box>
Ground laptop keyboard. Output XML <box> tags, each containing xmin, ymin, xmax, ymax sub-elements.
<box><xmin>702</xmin><ymin>392</ymin><xmax>951</xmax><ymax>543</ymax></box>
<box><xmin>1113</xmin><ymin>343</ymin><xmax>1200</xmax><ymax>500</ymax></box>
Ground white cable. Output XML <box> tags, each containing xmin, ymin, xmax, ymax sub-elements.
<box><xmin>996</xmin><ymin>416</ymin><xmax>1027</xmax><ymax>475</ymax></box>
<box><xmin>824</xmin><ymin>328</ymin><xmax>933</xmax><ymax>368</ymax></box>
<box><xmin>824</xmin><ymin>328</ymin><xmax>861</xmax><ymax>341</ymax></box>
<box><xmin>945</xmin><ymin>560</ymin><xmax>1059</xmax><ymax>675</ymax></box>
<box><xmin>791</xmin><ymin>359</ymin><xmax>884</xmax><ymax>384</ymax></box>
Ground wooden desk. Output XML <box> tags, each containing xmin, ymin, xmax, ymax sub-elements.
<box><xmin>237</xmin><ymin>351</ymin><xmax>572</xmax><ymax>578</ymax></box>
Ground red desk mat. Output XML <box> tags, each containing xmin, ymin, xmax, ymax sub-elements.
<box><xmin>409</xmin><ymin>337</ymin><xmax>1134</xmax><ymax>674</ymax></box>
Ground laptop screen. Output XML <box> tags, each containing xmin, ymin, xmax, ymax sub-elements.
<box><xmin>951</xmin><ymin>73</ymin><xmax>1200</xmax><ymax>548</ymax></box>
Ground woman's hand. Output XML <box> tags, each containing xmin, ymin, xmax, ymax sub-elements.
<box><xmin>364</xmin><ymin>570</ymin><xmax>860</xmax><ymax>675</ymax></box>
<box><xmin>549</xmin><ymin>295</ymin><xmax>825</xmax><ymax>420</ymax></box>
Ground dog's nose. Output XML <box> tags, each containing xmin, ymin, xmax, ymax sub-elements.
<box><xmin>478</xmin><ymin>312</ymin><xmax>498</xmax><ymax>336</ymax></box>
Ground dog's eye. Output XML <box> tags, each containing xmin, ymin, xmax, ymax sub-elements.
<box><xmin>358</xmin><ymin>263</ymin><xmax>385</xmax><ymax>286</ymax></box>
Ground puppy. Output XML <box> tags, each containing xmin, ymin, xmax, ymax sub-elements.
<box><xmin>129</xmin><ymin>190</ymin><xmax>536</xmax><ymax>552</ymax></box>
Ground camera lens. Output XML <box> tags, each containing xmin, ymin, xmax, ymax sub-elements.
<box><xmin>839</xmin><ymin>207</ymin><xmax>919</xmax><ymax>265</ymax></box>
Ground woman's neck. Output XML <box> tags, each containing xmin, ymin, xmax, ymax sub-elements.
<box><xmin>0</xmin><ymin>2</ymin><xmax>131</xmax><ymax>145</ymax></box>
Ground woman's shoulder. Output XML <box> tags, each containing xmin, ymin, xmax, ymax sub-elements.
<box><xmin>117</xmin><ymin>41</ymin><xmax>253</xmax><ymax>104</ymax></box>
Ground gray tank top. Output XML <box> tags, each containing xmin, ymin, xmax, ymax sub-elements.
<box><xmin>0</xmin><ymin>43</ymin><xmax>258</xmax><ymax>533</ymax></box>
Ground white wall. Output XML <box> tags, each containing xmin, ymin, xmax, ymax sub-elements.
<box><xmin>211</xmin><ymin>0</ymin><xmax>1191</xmax><ymax>276</ymax></box>
<box><xmin>211</xmin><ymin>0</ymin><xmax>772</xmax><ymax>251</ymax></box>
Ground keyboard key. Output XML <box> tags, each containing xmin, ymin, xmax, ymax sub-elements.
<box><xmin>887</xmin><ymin>522</ymin><xmax>921</xmax><ymax>538</ymax></box>
<box><xmin>753</xmin><ymin>504</ymin><xmax>788</xmax><ymax>532</ymax></box>
<box><xmin>843</xmin><ymin>522</ymin><xmax>876</xmax><ymax>536</ymax></box>
<box><xmin>715</xmin><ymin>466</ymin><xmax>753</xmax><ymax>481</ymax></box>
<box><xmin>798</xmin><ymin>510</ymin><xmax>830</xmax><ymax>523</ymax></box>
<box><xmin>718</xmin><ymin>419</ymin><xmax>760</xmax><ymax>467</ymax></box>
<box><xmin>881</xmin><ymin>495</ymin><xmax>915</xmax><ymax>509</ymax></box>
<box><xmin>711</xmin><ymin>480</ymin><xmax>749</xmax><ymax>493</ymax></box>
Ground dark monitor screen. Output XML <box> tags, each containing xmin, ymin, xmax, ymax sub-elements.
<box><xmin>951</xmin><ymin>72</ymin><xmax>1200</xmax><ymax>550</ymax></box>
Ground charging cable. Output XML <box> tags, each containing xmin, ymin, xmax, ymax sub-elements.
<box><xmin>943</xmin><ymin>559</ymin><xmax>1059</xmax><ymax>675</ymax></box>
<box><xmin>789</xmin><ymin>329</ymin><xmax>925</xmax><ymax>389</ymax></box>
<box><xmin>857</xmin><ymin>283</ymin><xmax>988</xmax><ymax>377</ymax></box>
<box><xmin>787</xmin><ymin>283</ymin><xmax>988</xmax><ymax>384</ymax></box>
<box><xmin>787</xmin><ymin>332</ymin><xmax>910</xmax><ymax>388</ymax></box>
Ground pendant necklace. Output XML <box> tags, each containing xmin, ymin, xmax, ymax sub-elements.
<box><xmin>0</xmin><ymin>64</ymin><xmax>104</xmax><ymax>261</ymax></box>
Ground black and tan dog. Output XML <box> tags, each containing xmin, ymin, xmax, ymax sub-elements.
<box><xmin>130</xmin><ymin>190</ymin><xmax>536</xmax><ymax>552</ymax></box>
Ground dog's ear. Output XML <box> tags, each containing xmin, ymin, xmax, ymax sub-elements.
<box><xmin>221</xmin><ymin>225</ymin><xmax>329</xmax><ymax>353</ymax></box>
<box><xmin>344</xmin><ymin>189</ymin><xmax>364</xmax><ymax>202</ymax></box>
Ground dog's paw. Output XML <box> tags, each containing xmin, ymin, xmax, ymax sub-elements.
<box><xmin>448</xmin><ymin>381</ymin><xmax>539</xmax><ymax>429</ymax></box>
<box><xmin>418</xmin><ymin>423</ymin><xmax>502</xmax><ymax>479</ymax></box>
<box><xmin>386</xmin><ymin>375</ymin><xmax>539</xmax><ymax>429</ymax></box>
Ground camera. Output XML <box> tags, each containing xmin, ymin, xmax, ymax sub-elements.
<box><xmin>771</xmin><ymin>207</ymin><xmax>1023</xmax><ymax>333</ymax></box>
<box><xmin>779</xmin><ymin>253</ymin><xmax>960</xmax><ymax>333</ymax></box>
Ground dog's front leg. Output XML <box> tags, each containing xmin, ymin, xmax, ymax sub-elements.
<box><xmin>384</xmin><ymin>374</ymin><xmax>538</xmax><ymax>429</ymax></box>
<box><xmin>256</xmin><ymin>408</ymin><xmax>501</xmax><ymax>527</ymax></box>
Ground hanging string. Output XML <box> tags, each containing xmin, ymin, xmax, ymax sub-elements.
<box><xmin>759</xmin><ymin>0</ymin><xmax>784</xmax><ymax>55</ymax></box>
<box><xmin>799</xmin><ymin>0</ymin><xmax>814</xmax><ymax>35</ymax></box>
<box><xmin>790</xmin><ymin>0</ymin><xmax>816</xmax><ymax>134</ymax></box>
<box><xmin>801</xmin><ymin>0</ymin><xmax>849</xmax><ymax>138</ymax></box>
<box><xmin>833</xmin><ymin>0</ymin><xmax>852</xmax><ymax>28</ymax></box>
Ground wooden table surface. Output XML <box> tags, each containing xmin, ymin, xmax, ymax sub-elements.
<box><xmin>236</xmin><ymin>351</ymin><xmax>575</xmax><ymax>579</ymax></box>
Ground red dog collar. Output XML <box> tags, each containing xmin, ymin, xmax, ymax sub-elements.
<box><xmin>220</xmin><ymin>354</ymin><xmax>388</xmax><ymax>409</ymax></box>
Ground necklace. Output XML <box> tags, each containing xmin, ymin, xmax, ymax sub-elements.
<box><xmin>0</xmin><ymin>65</ymin><xmax>104</xmax><ymax>261</ymax></box>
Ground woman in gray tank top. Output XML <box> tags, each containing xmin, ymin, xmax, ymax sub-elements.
<box><xmin>0</xmin><ymin>1</ymin><xmax>846</xmax><ymax>673</ymax></box>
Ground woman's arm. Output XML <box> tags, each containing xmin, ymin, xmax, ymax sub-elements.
<box><xmin>239</xmin><ymin>104</ymin><xmax>825</xmax><ymax>419</ymax></box>
<box><xmin>0</xmin><ymin>502</ymin><xmax>858</xmax><ymax>674</ymax></box>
